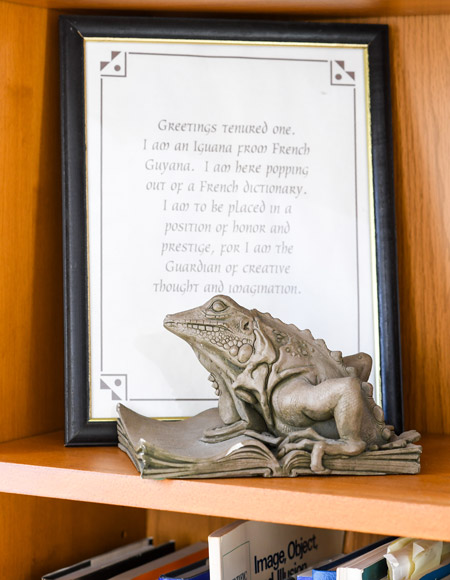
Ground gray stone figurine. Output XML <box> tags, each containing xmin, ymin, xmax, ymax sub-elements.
<box><xmin>117</xmin><ymin>295</ymin><xmax>421</xmax><ymax>478</ymax></box>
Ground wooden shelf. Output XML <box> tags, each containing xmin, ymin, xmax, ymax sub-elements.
<box><xmin>5</xmin><ymin>0</ymin><xmax>450</xmax><ymax>16</ymax></box>
<box><xmin>1</xmin><ymin>431</ymin><xmax>450</xmax><ymax>541</ymax></box>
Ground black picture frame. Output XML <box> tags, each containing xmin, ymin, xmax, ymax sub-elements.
<box><xmin>60</xmin><ymin>15</ymin><xmax>402</xmax><ymax>446</ymax></box>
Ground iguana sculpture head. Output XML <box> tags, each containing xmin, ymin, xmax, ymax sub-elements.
<box><xmin>164</xmin><ymin>295</ymin><xmax>265</xmax><ymax>427</ymax></box>
<box><xmin>164</xmin><ymin>294</ymin><xmax>256</xmax><ymax>372</ymax></box>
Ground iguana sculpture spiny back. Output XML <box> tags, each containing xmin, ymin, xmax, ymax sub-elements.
<box><xmin>164</xmin><ymin>295</ymin><xmax>419</xmax><ymax>473</ymax></box>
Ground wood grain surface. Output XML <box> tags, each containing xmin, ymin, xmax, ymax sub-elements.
<box><xmin>0</xmin><ymin>1</ymin><xmax>64</xmax><ymax>443</ymax></box>
<box><xmin>147</xmin><ymin>511</ymin><xmax>234</xmax><ymax>547</ymax></box>
<box><xmin>387</xmin><ymin>15</ymin><xmax>450</xmax><ymax>435</ymax></box>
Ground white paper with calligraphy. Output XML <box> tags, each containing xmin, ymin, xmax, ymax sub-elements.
<box><xmin>84</xmin><ymin>39</ymin><xmax>378</xmax><ymax>420</ymax></box>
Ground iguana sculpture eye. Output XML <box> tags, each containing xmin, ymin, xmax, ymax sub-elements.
<box><xmin>211</xmin><ymin>299</ymin><xmax>227</xmax><ymax>312</ymax></box>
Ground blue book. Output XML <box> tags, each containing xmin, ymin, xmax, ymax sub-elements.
<box><xmin>308</xmin><ymin>538</ymin><xmax>396</xmax><ymax>580</ymax></box>
<box><xmin>159</xmin><ymin>558</ymin><xmax>209</xmax><ymax>580</ymax></box>
<box><xmin>420</xmin><ymin>558</ymin><xmax>450</xmax><ymax>580</ymax></box>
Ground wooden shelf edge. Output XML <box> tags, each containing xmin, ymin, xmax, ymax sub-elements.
<box><xmin>2</xmin><ymin>460</ymin><xmax>450</xmax><ymax>541</ymax></box>
<box><xmin>1</xmin><ymin>431</ymin><xmax>450</xmax><ymax>539</ymax></box>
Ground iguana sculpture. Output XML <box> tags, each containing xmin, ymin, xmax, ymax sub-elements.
<box><xmin>164</xmin><ymin>295</ymin><xmax>420</xmax><ymax>474</ymax></box>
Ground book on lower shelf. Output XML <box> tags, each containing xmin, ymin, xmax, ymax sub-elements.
<box><xmin>208</xmin><ymin>520</ymin><xmax>345</xmax><ymax>580</ymax></box>
<box><xmin>336</xmin><ymin>537</ymin><xmax>394</xmax><ymax>580</ymax></box>
<box><xmin>42</xmin><ymin>523</ymin><xmax>450</xmax><ymax>580</ymax></box>
<box><xmin>41</xmin><ymin>538</ymin><xmax>173</xmax><ymax>580</ymax></box>
<box><xmin>42</xmin><ymin>541</ymin><xmax>208</xmax><ymax>580</ymax></box>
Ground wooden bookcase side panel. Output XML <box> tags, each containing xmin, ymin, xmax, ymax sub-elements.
<box><xmin>0</xmin><ymin>1</ymin><xmax>65</xmax><ymax>444</ymax></box>
<box><xmin>385</xmin><ymin>14</ymin><xmax>450</xmax><ymax>435</ymax></box>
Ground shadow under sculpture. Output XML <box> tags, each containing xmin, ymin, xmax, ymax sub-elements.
<box><xmin>117</xmin><ymin>295</ymin><xmax>421</xmax><ymax>478</ymax></box>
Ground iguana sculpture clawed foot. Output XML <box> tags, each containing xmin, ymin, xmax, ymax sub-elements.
<box><xmin>276</xmin><ymin>428</ymin><xmax>366</xmax><ymax>474</ymax></box>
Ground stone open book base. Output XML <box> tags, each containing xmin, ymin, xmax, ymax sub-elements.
<box><xmin>118</xmin><ymin>405</ymin><xmax>421</xmax><ymax>478</ymax></box>
<box><xmin>117</xmin><ymin>295</ymin><xmax>421</xmax><ymax>478</ymax></box>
